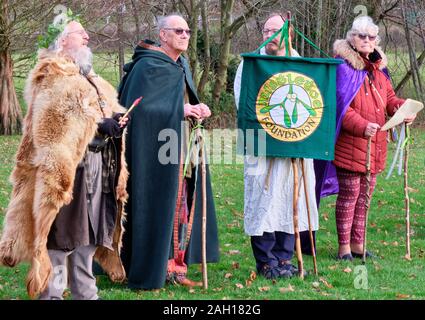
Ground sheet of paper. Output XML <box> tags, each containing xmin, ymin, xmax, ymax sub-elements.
<box><xmin>381</xmin><ymin>99</ymin><xmax>424</xmax><ymax>131</ymax></box>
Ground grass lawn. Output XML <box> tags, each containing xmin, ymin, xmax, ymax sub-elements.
<box><xmin>0</xmin><ymin>127</ymin><xmax>424</xmax><ymax>300</ymax></box>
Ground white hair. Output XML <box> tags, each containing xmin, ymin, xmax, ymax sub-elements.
<box><xmin>50</xmin><ymin>22</ymin><xmax>74</xmax><ymax>51</ymax></box>
<box><xmin>346</xmin><ymin>16</ymin><xmax>381</xmax><ymax>45</ymax></box>
<box><xmin>156</xmin><ymin>13</ymin><xmax>184</xmax><ymax>34</ymax></box>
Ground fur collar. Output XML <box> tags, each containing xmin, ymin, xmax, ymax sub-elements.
<box><xmin>32</xmin><ymin>49</ymin><xmax>80</xmax><ymax>81</ymax></box>
<box><xmin>333</xmin><ymin>39</ymin><xmax>388</xmax><ymax>71</ymax></box>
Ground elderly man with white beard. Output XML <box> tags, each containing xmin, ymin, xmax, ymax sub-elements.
<box><xmin>0</xmin><ymin>20</ymin><xmax>130</xmax><ymax>300</ymax></box>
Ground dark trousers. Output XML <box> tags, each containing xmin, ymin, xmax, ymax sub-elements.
<box><xmin>251</xmin><ymin>231</ymin><xmax>295</xmax><ymax>271</ymax></box>
<box><xmin>300</xmin><ymin>230</ymin><xmax>316</xmax><ymax>255</ymax></box>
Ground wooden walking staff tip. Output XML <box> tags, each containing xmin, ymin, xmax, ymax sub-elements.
<box><xmin>301</xmin><ymin>159</ymin><xmax>318</xmax><ymax>276</ymax></box>
<box><xmin>291</xmin><ymin>158</ymin><xmax>304</xmax><ymax>279</ymax></box>
<box><xmin>362</xmin><ymin>137</ymin><xmax>372</xmax><ymax>264</ymax></box>
<box><xmin>197</xmin><ymin>123</ymin><xmax>208</xmax><ymax>289</ymax></box>
<box><xmin>404</xmin><ymin>125</ymin><xmax>411</xmax><ymax>260</ymax></box>
<box><xmin>119</xmin><ymin>96</ymin><xmax>143</xmax><ymax>125</ymax></box>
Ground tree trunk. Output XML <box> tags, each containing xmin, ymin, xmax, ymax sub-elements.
<box><xmin>197</xmin><ymin>0</ymin><xmax>211</xmax><ymax>98</ymax></box>
<box><xmin>188</xmin><ymin>0</ymin><xmax>200</xmax><ymax>86</ymax></box>
<box><xmin>212</xmin><ymin>0</ymin><xmax>235</xmax><ymax>104</ymax></box>
<box><xmin>117</xmin><ymin>2</ymin><xmax>125</xmax><ymax>81</ymax></box>
<box><xmin>1</xmin><ymin>0</ymin><xmax>22</xmax><ymax>135</ymax></box>
<box><xmin>316</xmin><ymin>0</ymin><xmax>323</xmax><ymax>57</ymax></box>
<box><xmin>395</xmin><ymin>50</ymin><xmax>425</xmax><ymax>95</ymax></box>
<box><xmin>401</xmin><ymin>0</ymin><xmax>424</xmax><ymax>101</ymax></box>
<box><xmin>130</xmin><ymin>0</ymin><xmax>141</xmax><ymax>40</ymax></box>
<box><xmin>0</xmin><ymin>50</ymin><xmax>22</xmax><ymax>135</ymax></box>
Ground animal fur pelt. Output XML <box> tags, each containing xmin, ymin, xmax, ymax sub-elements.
<box><xmin>0</xmin><ymin>49</ymin><xmax>129</xmax><ymax>299</ymax></box>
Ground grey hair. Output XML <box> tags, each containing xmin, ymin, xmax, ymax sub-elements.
<box><xmin>156</xmin><ymin>13</ymin><xmax>184</xmax><ymax>34</ymax></box>
<box><xmin>346</xmin><ymin>16</ymin><xmax>380</xmax><ymax>45</ymax></box>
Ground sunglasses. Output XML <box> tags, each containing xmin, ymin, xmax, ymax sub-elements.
<box><xmin>164</xmin><ymin>28</ymin><xmax>192</xmax><ymax>36</ymax></box>
<box><xmin>262</xmin><ymin>28</ymin><xmax>280</xmax><ymax>35</ymax></box>
<box><xmin>356</xmin><ymin>33</ymin><xmax>377</xmax><ymax>41</ymax></box>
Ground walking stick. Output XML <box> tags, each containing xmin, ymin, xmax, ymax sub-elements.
<box><xmin>301</xmin><ymin>159</ymin><xmax>318</xmax><ymax>276</ymax></box>
<box><xmin>291</xmin><ymin>158</ymin><xmax>304</xmax><ymax>279</ymax></box>
<box><xmin>196</xmin><ymin>121</ymin><xmax>208</xmax><ymax>289</ymax></box>
<box><xmin>403</xmin><ymin>124</ymin><xmax>411</xmax><ymax>260</ymax></box>
<box><xmin>362</xmin><ymin>137</ymin><xmax>372</xmax><ymax>264</ymax></box>
<box><xmin>286</xmin><ymin>12</ymin><xmax>304</xmax><ymax>279</ymax></box>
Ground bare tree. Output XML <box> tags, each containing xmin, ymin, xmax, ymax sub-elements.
<box><xmin>212</xmin><ymin>0</ymin><xmax>279</xmax><ymax>103</ymax></box>
<box><xmin>197</xmin><ymin>0</ymin><xmax>211</xmax><ymax>96</ymax></box>
<box><xmin>0</xmin><ymin>0</ymin><xmax>21</xmax><ymax>135</ymax></box>
<box><xmin>400</xmin><ymin>0</ymin><xmax>424</xmax><ymax>100</ymax></box>
<box><xmin>0</xmin><ymin>0</ymin><xmax>61</xmax><ymax>135</ymax></box>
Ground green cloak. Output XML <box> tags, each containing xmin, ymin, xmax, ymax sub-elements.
<box><xmin>118</xmin><ymin>40</ymin><xmax>219</xmax><ymax>289</ymax></box>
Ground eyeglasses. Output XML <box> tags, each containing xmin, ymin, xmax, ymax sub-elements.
<box><xmin>163</xmin><ymin>28</ymin><xmax>192</xmax><ymax>36</ymax></box>
<box><xmin>262</xmin><ymin>28</ymin><xmax>280</xmax><ymax>35</ymax></box>
<box><xmin>356</xmin><ymin>33</ymin><xmax>377</xmax><ymax>41</ymax></box>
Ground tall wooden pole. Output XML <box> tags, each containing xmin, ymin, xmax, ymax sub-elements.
<box><xmin>199</xmin><ymin>126</ymin><xmax>208</xmax><ymax>289</ymax></box>
<box><xmin>287</xmin><ymin>11</ymin><xmax>304</xmax><ymax>278</ymax></box>
<box><xmin>362</xmin><ymin>137</ymin><xmax>372</xmax><ymax>264</ymax></box>
<box><xmin>301</xmin><ymin>159</ymin><xmax>317</xmax><ymax>275</ymax></box>
<box><xmin>404</xmin><ymin>124</ymin><xmax>411</xmax><ymax>260</ymax></box>
<box><xmin>292</xmin><ymin>158</ymin><xmax>304</xmax><ymax>279</ymax></box>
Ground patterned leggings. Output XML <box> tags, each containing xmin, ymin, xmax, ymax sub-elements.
<box><xmin>335</xmin><ymin>168</ymin><xmax>377</xmax><ymax>245</ymax></box>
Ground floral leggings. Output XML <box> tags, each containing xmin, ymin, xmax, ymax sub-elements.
<box><xmin>335</xmin><ymin>168</ymin><xmax>377</xmax><ymax>245</ymax></box>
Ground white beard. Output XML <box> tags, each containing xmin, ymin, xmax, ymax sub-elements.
<box><xmin>69</xmin><ymin>46</ymin><xmax>93</xmax><ymax>76</ymax></box>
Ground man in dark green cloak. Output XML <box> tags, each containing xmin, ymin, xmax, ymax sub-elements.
<box><xmin>117</xmin><ymin>14</ymin><xmax>219</xmax><ymax>289</ymax></box>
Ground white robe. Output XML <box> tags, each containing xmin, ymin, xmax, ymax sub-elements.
<box><xmin>234</xmin><ymin>48</ymin><xmax>319</xmax><ymax>236</ymax></box>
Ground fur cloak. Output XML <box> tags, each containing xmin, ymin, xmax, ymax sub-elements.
<box><xmin>0</xmin><ymin>50</ymin><xmax>129</xmax><ymax>298</ymax></box>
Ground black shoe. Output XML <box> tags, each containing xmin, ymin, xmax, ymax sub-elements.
<box><xmin>278</xmin><ymin>261</ymin><xmax>307</xmax><ymax>277</ymax></box>
<box><xmin>258</xmin><ymin>264</ymin><xmax>281</xmax><ymax>280</ymax></box>
<box><xmin>351</xmin><ymin>251</ymin><xmax>375</xmax><ymax>259</ymax></box>
<box><xmin>276</xmin><ymin>264</ymin><xmax>293</xmax><ymax>278</ymax></box>
<box><xmin>336</xmin><ymin>253</ymin><xmax>353</xmax><ymax>261</ymax></box>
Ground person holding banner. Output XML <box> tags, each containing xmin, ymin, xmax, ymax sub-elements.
<box><xmin>330</xmin><ymin>16</ymin><xmax>416</xmax><ymax>260</ymax></box>
<box><xmin>234</xmin><ymin>14</ymin><xmax>319</xmax><ymax>280</ymax></box>
<box><xmin>118</xmin><ymin>14</ymin><xmax>219</xmax><ymax>289</ymax></box>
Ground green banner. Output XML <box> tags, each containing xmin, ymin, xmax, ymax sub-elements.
<box><xmin>237</xmin><ymin>54</ymin><xmax>342</xmax><ymax>160</ymax></box>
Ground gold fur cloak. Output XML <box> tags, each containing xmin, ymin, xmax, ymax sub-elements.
<box><xmin>0</xmin><ymin>50</ymin><xmax>129</xmax><ymax>298</ymax></box>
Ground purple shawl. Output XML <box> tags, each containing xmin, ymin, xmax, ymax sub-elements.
<box><xmin>314</xmin><ymin>57</ymin><xmax>390</xmax><ymax>207</ymax></box>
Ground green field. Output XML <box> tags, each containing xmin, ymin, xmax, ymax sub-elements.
<box><xmin>0</xmin><ymin>51</ymin><xmax>424</xmax><ymax>300</ymax></box>
<box><xmin>0</xmin><ymin>129</ymin><xmax>424</xmax><ymax>300</ymax></box>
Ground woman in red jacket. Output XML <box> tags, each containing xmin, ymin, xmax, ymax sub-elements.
<box><xmin>332</xmin><ymin>16</ymin><xmax>415</xmax><ymax>260</ymax></box>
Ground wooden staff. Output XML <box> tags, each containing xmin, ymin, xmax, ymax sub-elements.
<box><xmin>287</xmin><ymin>11</ymin><xmax>305</xmax><ymax>278</ymax></box>
<box><xmin>362</xmin><ymin>137</ymin><xmax>372</xmax><ymax>264</ymax></box>
<box><xmin>291</xmin><ymin>158</ymin><xmax>304</xmax><ymax>279</ymax></box>
<box><xmin>404</xmin><ymin>124</ymin><xmax>411</xmax><ymax>260</ymax></box>
<box><xmin>301</xmin><ymin>159</ymin><xmax>318</xmax><ymax>276</ymax></box>
<box><xmin>118</xmin><ymin>96</ymin><xmax>143</xmax><ymax>125</ymax></box>
<box><xmin>196</xmin><ymin>122</ymin><xmax>208</xmax><ymax>289</ymax></box>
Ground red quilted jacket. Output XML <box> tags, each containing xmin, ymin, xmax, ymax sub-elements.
<box><xmin>332</xmin><ymin>40</ymin><xmax>405</xmax><ymax>174</ymax></box>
